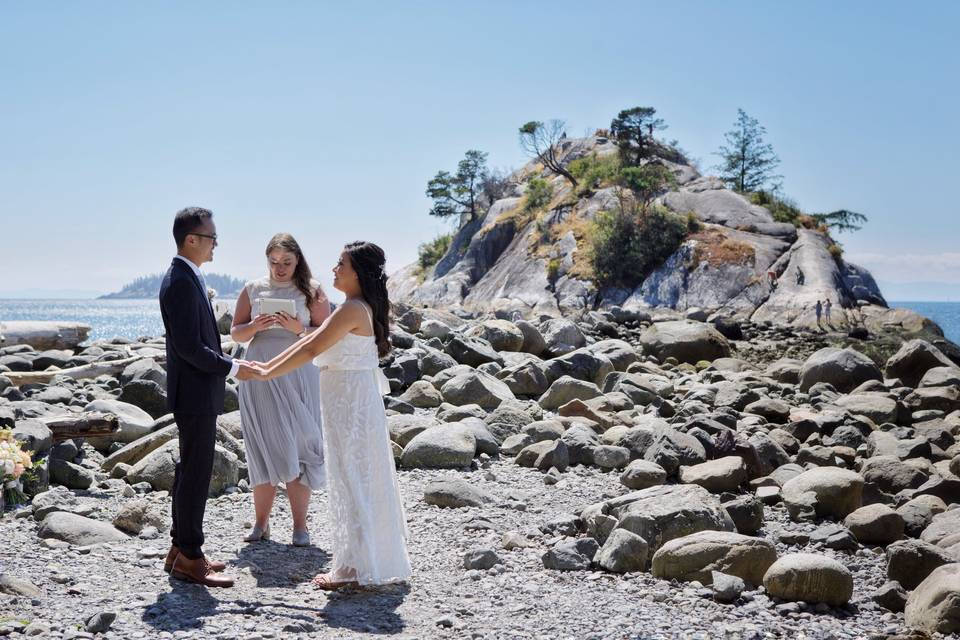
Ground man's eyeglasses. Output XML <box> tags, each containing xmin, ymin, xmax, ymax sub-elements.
<box><xmin>189</xmin><ymin>232</ymin><xmax>218</xmax><ymax>245</ymax></box>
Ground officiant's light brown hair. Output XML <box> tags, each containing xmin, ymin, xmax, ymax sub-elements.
<box><xmin>265</xmin><ymin>233</ymin><xmax>316</xmax><ymax>304</ymax></box>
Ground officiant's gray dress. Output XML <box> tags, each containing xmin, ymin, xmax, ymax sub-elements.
<box><xmin>239</xmin><ymin>277</ymin><xmax>325</xmax><ymax>489</ymax></box>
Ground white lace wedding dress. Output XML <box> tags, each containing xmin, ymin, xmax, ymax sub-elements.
<box><xmin>314</xmin><ymin>302</ymin><xmax>411</xmax><ymax>585</ymax></box>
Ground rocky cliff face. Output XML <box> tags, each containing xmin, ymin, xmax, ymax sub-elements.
<box><xmin>390</xmin><ymin>136</ymin><xmax>903</xmax><ymax>332</ymax></box>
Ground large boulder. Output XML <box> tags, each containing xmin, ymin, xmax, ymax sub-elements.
<box><xmin>832</xmin><ymin>393</ymin><xmax>903</xmax><ymax>426</ymax></box>
<box><xmin>886</xmin><ymin>539</ymin><xmax>956</xmax><ymax>590</ymax></box>
<box><xmin>120</xmin><ymin>358</ymin><xmax>167</xmax><ymax>387</ymax></box>
<box><xmin>604</xmin><ymin>484</ymin><xmax>735</xmax><ymax>553</ymax></box>
<box><xmin>48</xmin><ymin>458</ymin><xmax>96</xmax><ymax>490</ymax></box>
<box><xmin>920</xmin><ymin>509</ymin><xmax>960</xmax><ymax>546</ymax></box>
<box><xmin>885</xmin><ymin>339</ymin><xmax>955</xmax><ymax>388</ymax></box>
<box><xmin>593</xmin><ymin>528</ymin><xmax>649</xmax><ymax>573</ymax></box>
<box><xmin>861</xmin><ymin>456</ymin><xmax>928</xmax><ymax>494</ymax></box>
<box><xmin>387</xmin><ymin>414</ymin><xmax>441</xmax><ymax>448</ymax></box>
<box><xmin>781</xmin><ymin>467</ymin><xmax>864</xmax><ymax>521</ymax></box>
<box><xmin>541</xmin><ymin>349</ymin><xmax>615</xmax><ymax>386</ymax></box>
<box><xmin>639</xmin><ymin>321</ymin><xmax>730</xmax><ymax>364</ymax></box>
<box><xmin>112</xmin><ymin>499</ymin><xmax>169</xmax><ymax>535</ymax></box>
<box><xmin>619</xmin><ymin>460</ymin><xmax>668</xmax><ymax>490</ymax></box>
<box><xmin>651</xmin><ymin>530</ymin><xmax>777</xmax><ymax>585</ymax></box>
<box><xmin>465</xmin><ymin>319</ymin><xmax>525</xmax><ymax>352</ymax></box>
<box><xmin>83</xmin><ymin>399</ymin><xmax>155</xmax><ymax>447</ymax></box>
<box><xmin>124</xmin><ymin>439</ymin><xmax>238</xmax><ymax>496</ymax></box>
<box><xmin>423</xmin><ymin>478</ymin><xmax>494</xmax><ymax>508</ymax></box>
<box><xmin>540</xmin><ymin>319</ymin><xmax>587</xmax><ymax>357</ymax></box>
<box><xmin>440</xmin><ymin>371</ymin><xmax>516</xmax><ymax>410</ymax></box>
<box><xmin>537</xmin><ymin>376</ymin><xmax>602</xmax><ymax>411</ymax></box>
<box><xmin>798</xmin><ymin>348</ymin><xmax>882</xmax><ymax>393</ymax></box>
<box><xmin>118</xmin><ymin>379</ymin><xmax>168</xmax><ymax>419</ymax></box>
<box><xmin>400</xmin><ymin>425</ymin><xmax>476</xmax><ymax>469</ymax></box>
<box><xmin>12</xmin><ymin>419</ymin><xmax>53</xmax><ymax>456</ymax></box>
<box><xmin>444</xmin><ymin>335</ymin><xmax>504</xmax><ymax>368</ymax></box>
<box><xmin>38</xmin><ymin>512</ymin><xmax>129</xmax><ymax>546</ymax></box>
<box><xmin>679</xmin><ymin>456</ymin><xmax>748</xmax><ymax>493</ymax></box>
<box><xmin>763</xmin><ymin>553</ymin><xmax>853</xmax><ymax>606</ymax></box>
<box><xmin>905</xmin><ymin>564</ymin><xmax>960</xmax><ymax>635</ymax></box>
<box><xmin>843</xmin><ymin>504</ymin><xmax>904</xmax><ymax>546</ymax></box>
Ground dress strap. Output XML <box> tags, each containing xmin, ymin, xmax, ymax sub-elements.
<box><xmin>356</xmin><ymin>300</ymin><xmax>375</xmax><ymax>334</ymax></box>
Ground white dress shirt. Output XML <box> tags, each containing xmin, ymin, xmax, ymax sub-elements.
<box><xmin>174</xmin><ymin>255</ymin><xmax>239</xmax><ymax>378</ymax></box>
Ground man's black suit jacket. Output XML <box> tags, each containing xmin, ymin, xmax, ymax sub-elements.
<box><xmin>159</xmin><ymin>257</ymin><xmax>232</xmax><ymax>415</ymax></box>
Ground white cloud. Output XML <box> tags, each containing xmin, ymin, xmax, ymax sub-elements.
<box><xmin>847</xmin><ymin>251</ymin><xmax>960</xmax><ymax>284</ymax></box>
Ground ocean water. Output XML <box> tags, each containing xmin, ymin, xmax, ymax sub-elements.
<box><xmin>1</xmin><ymin>299</ymin><xmax>958</xmax><ymax>346</ymax></box>
<box><xmin>0</xmin><ymin>299</ymin><xmax>235</xmax><ymax>343</ymax></box>
<box><xmin>891</xmin><ymin>301</ymin><xmax>960</xmax><ymax>345</ymax></box>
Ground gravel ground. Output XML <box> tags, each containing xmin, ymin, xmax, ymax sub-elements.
<box><xmin>0</xmin><ymin>459</ymin><xmax>918</xmax><ymax>640</ymax></box>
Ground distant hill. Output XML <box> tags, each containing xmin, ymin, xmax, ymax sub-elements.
<box><xmin>99</xmin><ymin>272</ymin><xmax>245</xmax><ymax>299</ymax></box>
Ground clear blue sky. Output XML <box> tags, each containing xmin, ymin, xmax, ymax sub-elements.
<box><xmin>2</xmin><ymin>1</ymin><xmax>958</xmax><ymax>300</ymax></box>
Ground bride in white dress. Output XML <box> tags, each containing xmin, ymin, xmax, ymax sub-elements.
<box><xmin>251</xmin><ymin>241</ymin><xmax>411</xmax><ymax>589</ymax></box>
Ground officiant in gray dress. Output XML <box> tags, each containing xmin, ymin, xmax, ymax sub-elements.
<box><xmin>231</xmin><ymin>233</ymin><xmax>331</xmax><ymax>546</ymax></box>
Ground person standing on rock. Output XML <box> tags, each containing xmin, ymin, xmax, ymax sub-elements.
<box><xmin>824</xmin><ymin>298</ymin><xmax>833</xmax><ymax>324</ymax></box>
<box><xmin>159</xmin><ymin>207</ymin><xmax>258</xmax><ymax>588</ymax></box>
<box><xmin>815</xmin><ymin>299</ymin><xmax>823</xmax><ymax>326</ymax></box>
<box><xmin>249</xmin><ymin>241</ymin><xmax>411</xmax><ymax>590</ymax></box>
<box><xmin>231</xmin><ymin>233</ymin><xmax>330</xmax><ymax>545</ymax></box>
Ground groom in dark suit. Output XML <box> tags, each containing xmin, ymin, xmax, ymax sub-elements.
<box><xmin>159</xmin><ymin>207</ymin><xmax>257</xmax><ymax>587</ymax></box>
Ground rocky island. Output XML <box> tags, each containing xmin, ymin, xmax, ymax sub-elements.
<box><xmin>2</xmin><ymin>114</ymin><xmax>959</xmax><ymax>639</ymax></box>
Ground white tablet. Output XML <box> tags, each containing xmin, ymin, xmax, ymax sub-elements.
<box><xmin>256</xmin><ymin>297</ymin><xmax>297</xmax><ymax>317</ymax></box>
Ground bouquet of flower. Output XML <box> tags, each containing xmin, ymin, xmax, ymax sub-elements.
<box><xmin>0</xmin><ymin>429</ymin><xmax>33</xmax><ymax>508</ymax></box>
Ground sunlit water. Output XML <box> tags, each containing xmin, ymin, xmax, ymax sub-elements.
<box><xmin>0</xmin><ymin>299</ymin><xmax>235</xmax><ymax>343</ymax></box>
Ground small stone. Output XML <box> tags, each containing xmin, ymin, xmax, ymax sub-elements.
<box><xmin>463</xmin><ymin>548</ymin><xmax>501</xmax><ymax>570</ymax></box>
<box><xmin>85</xmin><ymin>611</ymin><xmax>116</xmax><ymax>634</ymax></box>
<box><xmin>712</xmin><ymin>571</ymin><xmax>746</xmax><ymax>603</ymax></box>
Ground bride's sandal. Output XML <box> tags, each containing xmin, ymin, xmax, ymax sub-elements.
<box><xmin>312</xmin><ymin>573</ymin><xmax>358</xmax><ymax>591</ymax></box>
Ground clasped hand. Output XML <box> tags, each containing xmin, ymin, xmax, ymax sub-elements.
<box><xmin>235</xmin><ymin>360</ymin><xmax>269</xmax><ymax>381</ymax></box>
<box><xmin>253</xmin><ymin>311</ymin><xmax>303</xmax><ymax>334</ymax></box>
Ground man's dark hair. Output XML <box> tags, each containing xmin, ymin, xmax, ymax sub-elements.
<box><xmin>173</xmin><ymin>207</ymin><xmax>214</xmax><ymax>248</ymax></box>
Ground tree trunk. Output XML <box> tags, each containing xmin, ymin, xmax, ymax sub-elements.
<box><xmin>41</xmin><ymin>412</ymin><xmax>120</xmax><ymax>442</ymax></box>
<box><xmin>3</xmin><ymin>355</ymin><xmax>164</xmax><ymax>387</ymax></box>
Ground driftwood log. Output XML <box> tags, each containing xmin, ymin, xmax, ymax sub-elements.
<box><xmin>3</xmin><ymin>354</ymin><xmax>164</xmax><ymax>387</ymax></box>
<box><xmin>40</xmin><ymin>412</ymin><xmax>119</xmax><ymax>442</ymax></box>
<box><xmin>0</xmin><ymin>321</ymin><xmax>91</xmax><ymax>350</ymax></box>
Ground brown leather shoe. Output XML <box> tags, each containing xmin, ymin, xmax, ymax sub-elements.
<box><xmin>164</xmin><ymin>546</ymin><xmax>226</xmax><ymax>573</ymax></box>
<box><xmin>170</xmin><ymin>555</ymin><xmax>234</xmax><ymax>588</ymax></box>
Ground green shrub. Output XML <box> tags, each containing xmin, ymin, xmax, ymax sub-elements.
<box><xmin>417</xmin><ymin>233</ymin><xmax>453</xmax><ymax>270</ymax></box>
<box><xmin>589</xmin><ymin>205</ymin><xmax>689</xmax><ymax>288</ymax></box>
<box><xmin>568</xmin><ymin>153</ymin><xmax>621</xmax><ymax>195</ymax></box>
<box><xmin>827</xmin><ymin>242</ymin><xmax>843</xmax><ymax>262</ymax></box>
<box><xmin>524</xmin><ymin>178</ymin><xmax>554</xmax><ymax>211</ymax></box>
<box><xmin>750</xmin><ymin>190</ymin><xmax>803</xmax><ymax>226</ymax></box>
<box><xmin>547</xmin><ymin>258</ymin><xmax>561</xmax><ymax>284</ymax></box>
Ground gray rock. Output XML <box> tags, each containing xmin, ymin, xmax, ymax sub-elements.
<box><xmin>118</xmin><ymin>379</ymin><xmax>168</xmax><ymax>419</ymax></box>
<box><xmin>125</xmin><ymin>439</ymin><xmax>238</xmax><ymax>497</ymax></box>
<box><xmin>843</xmin><ymin>504</ymin><xmax>904</xmax><ymax>546</ymax></box>
<box><xmin>515</xmin><ymin>320</ymin><xmax>547</xmax><ymax>356</ymax></box>
<box><xmin>861</xmin><ymin>455</ymin><xmax>928</xmax><ymax>494</ymax></box>
<box><xmin>120</xmin><ymin>358</ymin><xmax>167</xmax><ymax>387</ymax></box>
<box><xmin>38</xmin><ymin>512</ymin><xmax>129</xmax><ymax>545</ymax></box>
<box><xmin>423</xmin><ymin>478</ymin><xmax>494</xmax><ymax>508</ymax></box>
<box><xmin>651</xmin><ymin>530</ymin><xmax>778</xmax><ymax>585</ymax></box>
<box><xmin>762</xmin><ymin>553</ymin><xmax>853</xmax><ymax>606</ymax></box>
<box><xmin>441</xmin><ymin>371</ymin><xmax>516</xmax><ymax>410</ymax></box>
<box><xmin>48</xmin><ymin>458</ymin><xmax>96</xmax><ymax>490</ymax></box>
<box><xmin>593</xmin><ymin>528</ymin><xmax>649</xmax><ymax>573</ymax></box>
<box><xmin>798</xmin><ymin>347</ymin><xmax>882</xmax><ymax>394</ymax></box>
<box><xmin>712</xmin><ymin>571</ymin><xmax>746</xmax><ymax>603</ymax></box>
<box><xmin>537</xmin><ymin>376</ymin><xmax>602</xmax><ymax>411</ymax></box>
<box><xmin>873</xmin><ymin>580</ymin><xmax>908</xmax><ymax>612</ymax></box>
<box><xmin>723</xmin><ymin>495</ymin><xmax>764</xmax><ymax>535</ymax></box>
<box><xmin>84</xmin><ymin>399</ymin><xmax>155</xmax><ymax>447</ymax></box>
<box><xmin>401</xmin><ymin>425</ymin><xmax>476</xmax><ymax>469</ymax></box>
<box><xmin>12</xmin><ymin>419</ymin><xmax>53</xmax><ymax>456</ymax></box>
<box><xmin>886</xmin><ymin>538</ymin><xmax>956</xmax><ymax>590</ymax></box>
<box><xmin>679</xmin><ymin>456</ymin><xmax>747</xmax><ymax>493</ymax></box>
<box><xmin>85</xmin><ymin>612</ymin><xmax>116</xmax><ymax>634</ymax></box>
<box><xmin>445</xmin><ymin>335</ymin><xmax>504</xmax><ymax>368</ymax></box>
<box><xmin>605</xmin><ymin>483</ymin><xmax>735</xmax><ymax>553</ymax></box>
<box><xmin>0</xmin><ymin>574</ymin><xmax>42</xmax><ymax>598</ymax></box>
<box><xmin>541</xmin><ymin>318</ymin><xmax>586</xmax><ymax>357</ymax></box>
<box><xmin>542</xmin><ymin>537</ymin><xmax>599</xmax><ymax>571</ymax></box>
<box><xmin>904</xmin><ymin>563</ymin><xmax>960</xmax><ymax>635</ymax></box>
<box><xmin>112</xmin><ymin>499</ymin><xmax>168</xmax><ymax>535</ymax></box>
<box><xmin>781</xmin><ymin>467</ymin><xmax>864</xmax><ymax>522</ymax></box>
<box><xmin>101</xmin><ymin>424</ymin><xmax>178</xmax><ymax>471</ymax></box>
<box><xmin>499</xmin><ymin>361</ymin><xmax>550</xmax><ymax>397</ymax></box>
<box><xmin>592</xmin><ymin>445</ymin><xmax>630</xmax><ymax>470</ymax></box>
<box><xmin>398</xmin><ymin>380</ymin><xmax>444</xmax><ymax>408</ymax></box>
<box><xmin>465</xmin><ymin>320</ymin><xmax>525</xmax><ymax>352</ymax></box>
<box><xmin>463</xmin><ymin>548</ymin><xmax>501</xmax><ymax>570</ymax></box>
<box><xmin>885</xmin><ymin>339</ymin><xmax>955</xmax><ymax>388</ymax></box>
<box><xmin>639</xmin><ymin>321</ymin><xmax>730</xmax><ymax>364</ymax></box>
<box><xmin>534</xmin><ymin>439</ymin><xmax>569</xmax><ymax>473</ymax></box>
<box><xmin>619</xmin><ymin>460</ymin><xmax>668</xmax><ymax>490</ymax></box>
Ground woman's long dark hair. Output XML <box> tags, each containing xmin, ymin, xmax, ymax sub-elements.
<box><xmin>266</xmin><ymin>233</ymin><xmax>316</xmax><ymax>304</ymax></box>
<box><xmin>344</xmin><ymin>241</ymin><xmax>391</xmax><ymax>358</ymax></box>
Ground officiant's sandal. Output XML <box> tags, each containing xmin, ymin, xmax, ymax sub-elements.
<box><xmin>243</xmin><ymin>523</ymin><xmax>270</xmax><ymax>543</ymax></box>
